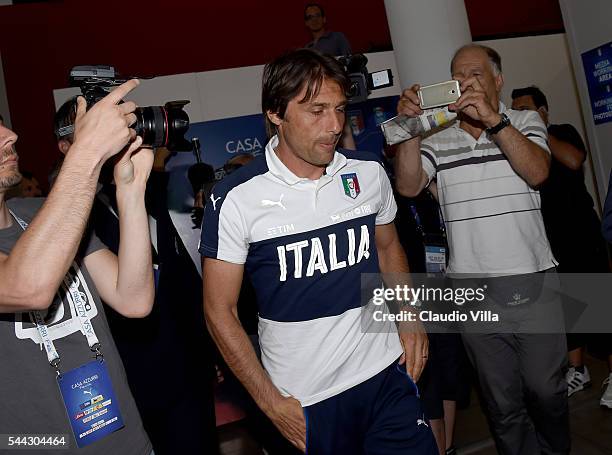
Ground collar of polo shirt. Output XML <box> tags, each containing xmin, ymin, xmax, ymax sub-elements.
<box><xmin>265</xmin><ymin>135</ymin><xmax>348</xmax><ymax>185</ymax></box>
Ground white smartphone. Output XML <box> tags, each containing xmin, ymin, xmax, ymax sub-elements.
<box><xmin>417</xmin><ymin>80</ymin><xmax>461</xmax><ymax>109</ymax></box>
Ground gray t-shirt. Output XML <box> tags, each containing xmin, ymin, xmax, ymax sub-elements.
<box><xmin>306</xmin><ymin>31</ymin><xmax>352</xmax><ymax>56</ymax></box>
<box><xmin>0</xmin><ymin>197</ymin><xmax>152</xmax><ymax>455</ymax></box>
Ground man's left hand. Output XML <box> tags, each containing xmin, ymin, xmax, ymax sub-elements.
<box><xmin>398</xmin><ymin>319</ymin><xmax>429</xmax><ymax>382</ymax></box>
<box><xmin>450</xmin><ymin>77</ymin><xmax>501</xmax><ymax>128</ymax></box>
<box><xmin>114</xmin><ymin>137</ymin><xmax>154</xmax><ymax>189</ymax></box>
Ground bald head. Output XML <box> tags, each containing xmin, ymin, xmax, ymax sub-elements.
<box><xmin>451</xmin><ymin>44</ymin><xmax>502</xmax><ymax>76</ymax></box>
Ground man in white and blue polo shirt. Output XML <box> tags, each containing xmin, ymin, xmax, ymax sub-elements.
<box><xmin>394</xmin><ymin>44</ymin><xmax>569</xmax><ymax>455</ymax></box>
<box><xmin>200</xmin><ymin>49</ymin><xmax>437</xmax><ymax>454</ymax></box>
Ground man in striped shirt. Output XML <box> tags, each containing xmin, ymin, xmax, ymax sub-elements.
<box><xmin>394</xmin><ymin>44</ymin><xmax>569</xmax><ymax>455</ymax></box>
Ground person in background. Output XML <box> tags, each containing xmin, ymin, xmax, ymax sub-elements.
<box><xmin>596</xmin><ymin>171</ymin><xmax>612</xmax><ymax>409</ymax></box>
<box><xmin>512</xmin><ymin>86</ymin><xmax>611</xmax><ymax>404</ymax></box>
<box><xmin>304</xmin><ymin>3</ymin><xmax>352</xmax><ymax>57</ymax></box>
<box><xmin>394</xmin><ymin>44</ymin><xmax>569</xmax><ymax>455</ymax></box>
<box><xmin>54</xmin><ymin>98</ymin><xmax>219</xmax><ymax>454</ymax></box>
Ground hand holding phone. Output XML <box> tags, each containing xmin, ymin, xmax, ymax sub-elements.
<box><xmin>417</xmin><ymin>80</ymin><xmax>461</xmax><ymax>109</ymax></box>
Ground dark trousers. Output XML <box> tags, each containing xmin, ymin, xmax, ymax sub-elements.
<box><xmin>462</xmin><ymin>332</ymin><xmax>569</xmax><ymax>455</ymax></box>
<box><xmin>304</xmin><ymin>361</ymin><xmax>437</xmax><ymax>455</ymax></box>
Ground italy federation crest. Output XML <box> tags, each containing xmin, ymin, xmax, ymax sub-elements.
<box><xmin>341</xmin><ymin>173</ymin><xmax>361</xmax><ymax>199</ymax></box>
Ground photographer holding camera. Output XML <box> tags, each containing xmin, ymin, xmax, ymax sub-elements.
<box><xmin>0</xmin><ymin>79</ymin><xmax>156</xmax><ymax>454</ymax></box>
<box><xmin>393</xmin><ymin>44</ymin><xmax>569</xmax><ymax>455</ymax></box>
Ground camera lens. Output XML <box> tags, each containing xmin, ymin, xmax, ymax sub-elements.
<box><xmin>133</xmin><ymin>102</ymin><xmax>190</xmax><ymax>151</ymax></box>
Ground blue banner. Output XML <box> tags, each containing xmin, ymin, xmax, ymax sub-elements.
<box><xmin>582</xmin><ymin>42</ymin><xmax>612</xmax><ymax>125</ymax></box>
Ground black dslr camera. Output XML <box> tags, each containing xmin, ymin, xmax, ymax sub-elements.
<box><xmin>68</xmin><ymin>65</ymin><xmax>191</xmax><ymax>151</ymax></box>
<box><xmin>337</xmin><ymin>54</ymin><xmax>393</xmax><ymax>104</ymax></box>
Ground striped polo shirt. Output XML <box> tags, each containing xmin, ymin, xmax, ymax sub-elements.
<box><xmin>200</xmin><ymin>136</ymin><xmax>403</xmax><ymax>406</ymax></box>
<box><xmin>421</xmin><ymin>103</ymin><xmax>557</xmax><ymax>275</ymax></box>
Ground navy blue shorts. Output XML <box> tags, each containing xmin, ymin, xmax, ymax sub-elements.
<box><xmin>303</xmin><ymin>360</ymin><xmax>438</xmax><ymax>455</ymax></box>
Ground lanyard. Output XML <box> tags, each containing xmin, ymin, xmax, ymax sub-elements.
<box><xmin>10</xmin><ymin>210</ymin><xmax>102</xmax><ymax>376</ymax></box>
<box><xmin>408</xmin><ymin>191</ymin><xmax>446</xmax><ymax>240</ymax></box>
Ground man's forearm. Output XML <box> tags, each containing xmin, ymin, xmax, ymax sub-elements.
<box><xmin>394</xmin><ymin>137</ymin><xmax>428</xmax><ymax>197</ymax></box>
<box><xmin>377</xmin><ymin>231</ymin><xmax>428</xmax><ymax>380</ymax></box>
<box><xmin>114</xmin><ymin>185</ymin><xmax>154</xmax><ymax>315</ymax></box>
<box><xmin>0</xmin><ymin>149</ymin><xmax>103</xmax><ymax>311</ymax></box>
<box><xmin>494</xmin><ymin>126</ymin><xmax>550</xmax><ymax>187</ymax></box>
<box><xmin>379</xmin><ymin>239</ymin><xmax>410</xmax><ymax>276</ymax></box>
<box><xmin>548</xmin><ymin>135</ymin><xmax>585</xmax><ymax>171</ymax></box>
<box><xmin>207</xmin><ymin>308</ymin><xmax>284</xmax><ymax>414</ymax></box>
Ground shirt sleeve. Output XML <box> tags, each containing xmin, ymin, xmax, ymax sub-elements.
<box><xmin>376</xmin><ymin>164</ymin><xmax>398</xmax><ymax>225</ymax></box>
<box><xmin>7</xmin><ymin>197</ymin><xmax>108</xmax><ymax>259</ymax></box>
<box><xmin>548</xmin><ymin>123</ymin><xmax>587</xmax><ymax>153</ymax></box>
<box><xmin>514</xmin><ymin>110</ymin><xmax>551</xmax><ymax>154</ymax></box>
<box><xmin>420</xmin><ymin>140</ymin><xmax>438</xmax><ymax>181</ymax></box>
<box><xmin>81</xmin><ymin>227</ymin><xmax>107</xmax><ymax>258</ymax></box>
<box><xmin>199</xmin><ymin>188</ymin><xmax>249</xmax><ymax>264</ymax></box>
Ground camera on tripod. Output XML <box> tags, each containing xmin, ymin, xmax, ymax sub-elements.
<box><xmin>337</xmin><ymin>54</ymin><xmax>393</xmax><ymax>104</ymax></box>
<box><xmin>65</xmin><ymin>65</ymin><xmax>192</xmax><ymax>151</ymax></box>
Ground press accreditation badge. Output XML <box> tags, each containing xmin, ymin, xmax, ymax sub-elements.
<box><xmin>58</xmin><ymin>360</ymin><xmax>124</xmax><ymax>448</ymax></box>
<box><xmin>425</xmin><ymin>245</ymin><xmax>446</xmax><ymax>275</ymax></box>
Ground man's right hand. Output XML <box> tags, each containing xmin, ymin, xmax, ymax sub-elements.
<box><xmin>267</xmin><ymin>396</ymin><xmax>307</xmax><ymax>453</ymax></box>
<box><xmin>397</xmin><ymin>84</ymin><xmax>423</xmax><ymax>118</ymax></box>
<box><xmin>70</xmin><ymin>79</ymin><xmax>140</xmax><ymax>165</ymax></box>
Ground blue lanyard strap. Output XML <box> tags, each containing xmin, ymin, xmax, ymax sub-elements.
<box><xmin>408</xmin><ymin>191</ymin><xmax>446</xmax><ymax>239</ymax></box>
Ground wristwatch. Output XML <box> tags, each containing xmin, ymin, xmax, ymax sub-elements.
<box><xmin>486</xmin><ymin>113</ymin><xmax>511</xmax><ymax>135</ymax></box>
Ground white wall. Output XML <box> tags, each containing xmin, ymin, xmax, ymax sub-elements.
<box><xmin>384</xmin><ymin>0</ymin><xmax>471</xmax><ymax>87</ymax></box>
<box><xmin>559</xmin><ymin>0</ymin><xmax>612</xmax><ymax>208</ymax></box>
<box><xmin>53</xmin><ymin>51</ymin><xmax>401</xmax><ymax>124</ymax></box>
<box><xmin>53</xmin><ymin>36</ymin><xmax>597</xmax><ymax>207</ymax></box>
<box><xmin>479</xmin><ymin>33</ymin><xmax>599</xmax><ymax>210</ymax></box>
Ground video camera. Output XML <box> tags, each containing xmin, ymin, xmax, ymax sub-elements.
<box><xmin>337</xmin><ymin>54</ymin><xmax>393</xmax><ymax>104</ymax></box>
<box><xmin>66</xmin><ymin>65</ymin><xmax>191</xmax><ymax>151</ymax></box>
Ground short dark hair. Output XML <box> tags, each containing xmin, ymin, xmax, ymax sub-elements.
<box><xmin>262</xmin><ymin>48</ymin><xmax>349</xmax><ymax>137</ymax></box>
<box><xmin>54</xmin><ymin>96</ymin><xmax>78</xmax><ymax>141</ymax></box>
<box><xmin>511</xmin><ymin>86</ymin><xmax>549</xmax><ymax>111</ymax></box>
<box><xmin>304</xmin><ymin>3</ymin><xmax>325</xmax><ymax>19</ymax></box>
<box><xmin>451</xmin><ymin>44</ymin><xmax>502</xmax><ymax>75</ymax></box>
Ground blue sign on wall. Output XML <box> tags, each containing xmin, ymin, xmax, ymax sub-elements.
<box><xmin>165</xmin><ymin>113</ymin><xmax>267</xmax><ymax>211</ymax></box>
<box><xmin>582</xmin><ymin>41</ymin><xmax>612</xmax><ymax>125</ymax></box>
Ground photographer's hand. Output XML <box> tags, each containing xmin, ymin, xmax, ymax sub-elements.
<box><xmin>88</xmin><ymin>139</ymin><xmax>155</xmax><ymax>319</ymax></box>
<box><xmin>114</xmin><ymin>139</ymin><xmax>153</xmax><ymax>191</ymax></box>
<box><xmin>70</xmin><ymin>79</ymin><xmax>140</xmax><ymax>166</ymax></box>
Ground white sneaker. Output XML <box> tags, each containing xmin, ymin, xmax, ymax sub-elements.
<box><xmin>566</xmin><ymin>366</ymin><xmax>591</xmax><ymax>397</ymax></box>
<box><xmin>601</xmin><ymin>373</ymin><xmax>612</xmax><ymax>409</ymax></box>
